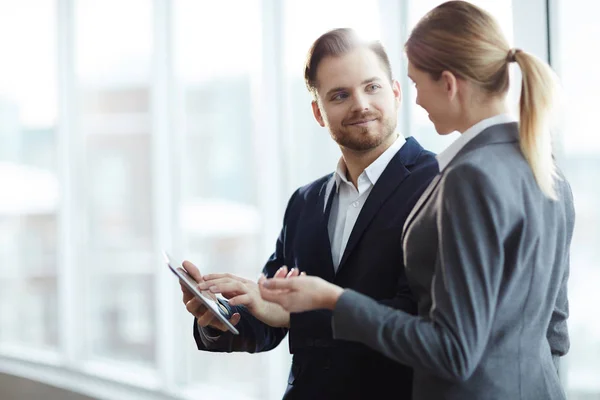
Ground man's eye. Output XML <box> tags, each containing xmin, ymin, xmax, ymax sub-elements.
<box><xmin>367</xmin><ymin>84</ymin><xmax>381</xmax><ymax>91</ymax></box>
<box><xmin>332</xmin><ymin>93</ymin><xmax>348</xmax><ymax>101</ymax></box>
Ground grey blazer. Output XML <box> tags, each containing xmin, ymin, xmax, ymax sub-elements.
<box><xmin>331</xmin><ymin>123</ymin><xmax>574</xmax><ymax>400</ymax></box>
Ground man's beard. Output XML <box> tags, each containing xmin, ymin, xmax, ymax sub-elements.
<box><xmin>330</xmin><ymin>113</ymin><xmax>397</xmax><ymax>152</ymax></box>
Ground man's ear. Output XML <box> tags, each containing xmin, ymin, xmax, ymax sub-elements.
<box><xmin>392</xmin><ymin>79</ymin><xmax>402</xmax><ymax>109</ymax></box>
<box><xmin>440</xmin><ymin>70</ymin><xmax>458</xmax><ymax>101</ymax></box>
<box><xmin>311</xmin><ymin>100</ymin><xmax>326</xmax><ymax>127</ymax></box>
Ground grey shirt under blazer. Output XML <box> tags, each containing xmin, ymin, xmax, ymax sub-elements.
<box><xmin>332</xmin><ymin>123</ymin><xmax>574</xmax><ymax>400</ymax></box>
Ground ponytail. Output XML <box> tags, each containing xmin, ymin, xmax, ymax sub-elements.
<box><xmin>512</xmin><ymin>49</ymin><xmax>559</xmax><ymax>200</ymax></box>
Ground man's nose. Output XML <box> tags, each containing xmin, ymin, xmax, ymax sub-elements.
<box><xmin>350</xmin><ymin>93</ymin><xmax>370</xmax><ymax>112</ymax></box>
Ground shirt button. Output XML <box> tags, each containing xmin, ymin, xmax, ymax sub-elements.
<box><xmin>352</xmin><ymin>201</ymin><xmax>359</xmax><ymax>207</ymax></box>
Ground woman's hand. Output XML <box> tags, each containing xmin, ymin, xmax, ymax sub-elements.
<box><xmin>258</xmin><ymin>268</ymin><xmax>344</xmax><ymax>313</ymax></box>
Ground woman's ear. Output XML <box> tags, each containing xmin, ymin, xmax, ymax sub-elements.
<box><xmin>440</xmin><ymin>70</ymin><xmax>458</xmax><ymax>101</ymax></box>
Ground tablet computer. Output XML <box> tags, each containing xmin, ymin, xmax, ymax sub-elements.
<box><xmin>163</xmin><ymin>251</ymin><xmax>239</xmax><ymax>335</ymax></box>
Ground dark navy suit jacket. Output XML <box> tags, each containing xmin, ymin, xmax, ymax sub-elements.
<box><xmin>193</xmin><ymin>137</ymin><xmax>438</xmax><ymax>399</ymax></box>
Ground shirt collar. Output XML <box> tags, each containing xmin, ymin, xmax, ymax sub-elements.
<box><xmin>436</xmin><ymin>113</ymin><xmax>517</xmax><ymax>172</ymax></box>
<box><xmin>334</xmin><ymin>134</ymin><xmax>406</xmax><ymax>190</ymax></box>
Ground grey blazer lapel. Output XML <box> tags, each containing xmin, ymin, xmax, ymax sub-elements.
<box><xmin>402</xmin><ymin>173</ymin><xmax>441</xmax><ymax>240</ymax></box>
<box><xmin>402</xmin><ymin>123</ymin><xmax>518</xmax><ymax>241</ymax></box>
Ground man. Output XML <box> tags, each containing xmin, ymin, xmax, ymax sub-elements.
<box><xmin>181</xmin><ymin>28</ymin><xmax>438</xmax><ymax>399</ymax></box>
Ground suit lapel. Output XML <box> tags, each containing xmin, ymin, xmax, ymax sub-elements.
<box><xmin>317</xmin><ymin>175</ymin><xmax>336</xmax><ymax>281</ymax></box>
<box><xmin>337</xmin><ymin>151</ymin><xmax>410</xmax><ymax>272</ymax></box>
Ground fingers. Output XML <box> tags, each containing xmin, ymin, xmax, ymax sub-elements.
<box><xmin>182</xmin><ymin>260</ymin><xmax>202</xmax><ymax>282</ymax></box>
<box><xmin>208</xmin><ymin>281</ymin><xmax>247</xmax><ymax>297</ymax></box>
<box><xmin>185</xmin><ymin>297</ymin><xmax>208</xmax><ymax>318</ymax></box>
<box><xmin>229</xmin><ymin>313</ymin><xmax>241</xmax><ymax>326</ymax></box>
<box><xmin>190</xmin><ymin>297</ymin><xmax>236</xmax><ymax>332</ymax></box>
<box><xmin>259</xmin><ymin>278</ymin><xmax>291</xmax><ymax>297</ymax></box>
<box><xmin>197</xmin><ymin>312</ymin><xmax>222</xmax><ymax>330</ymax></box>
<box><xmin>194</xmin><ymin>303</ymin><xmax>228</xmax><ymax>331</ymax></box>
<box><xmin>273</xmin><ymin>266</ymin><xmax>288</xmax><ymax>278</ymax></box>
<box><xmin>202</xmin><ymin>289</ymin><xmax>218</xmax><ymax>301</ymax></box>
<box><xmin>195</xmin><ymin>309</ymin><xmax>213</xmax><ymax>326</ymax></box>
<box><xmin>259</xmin><ymin>285</ymin><xmax>290</xmax><ymax>308</ymax></box>
<box><xmin>261</xmin><ymin>277</ymin><xmax>297</xmax><ymax>290</ymax></box>
<box><xmin>198</xmin><ymin>277</ymin><xmax>245</xmax><ymax>291</ymax></box>
<box><xmin>197</xmin><ymin>278</ymin><xmax>249</xmax><ymax>297</ymax></box>
<box><xmin>257</xmin><ymin>273</ymin><xmax>267</xmax><ymax>285</ymax></box>
<box><xmin>286</xmin><ymin>268</ymin><xmax>300</xmax><ymax>278</ymax></box>
<box><xmin>202</xmin><ymin>273</ymin><xmax>230</xmax><ymax>281</ymax></box>
<box><xmin>228</xmin><ymin>293</ymin><xmax>251</xmax><ymax>307</ymax></box>
<box><xmin>273</xmin><ymin>266</ymin><xmax>302</xmax><ymax>278</ymax></box>
<box><xmin>180</xmin><ymin>282</ymin><xmax>194</xmax><ymax>303</ymax></box>
<box><xmin>203</xmin><ymin>273</ymin><xmax>252</xmax><ymax>284</ymax></box>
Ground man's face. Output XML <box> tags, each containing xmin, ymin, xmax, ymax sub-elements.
<box><xmin>312</xmin><ymin>47</ymin><xmax>401</xmax><ymax>152</ymax></box>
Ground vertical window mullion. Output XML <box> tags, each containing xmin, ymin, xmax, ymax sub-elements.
<box><xmin>56</xmin><ymin>0</ymin><xmax>81</xmax><ymax>367</ymax></box>
<box><xmin>151</xmin><ymin>0</ymin><xmax>177</xmax><ymax>392</ymax></box>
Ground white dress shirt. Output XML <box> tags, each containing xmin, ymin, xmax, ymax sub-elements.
<box><xmin>436</xmin><ymin>113</ymin><xmax>517</xmax><ymax>172</ymax></box>
<box><xmin>328</xmin><ymin>134</ymin><xmax>406</xmax><ymax>271</ymax></box>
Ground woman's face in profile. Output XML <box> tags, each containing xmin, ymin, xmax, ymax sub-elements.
<box><xmin>407</xmin><ymin>61</ymin><xmax>457</xmax><ymax>135</ymax></box>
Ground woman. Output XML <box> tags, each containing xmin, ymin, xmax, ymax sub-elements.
<box><xmin>259</xmin><ymin>1</ymin><xmax>575</xmax><ymax>399</ymax></box>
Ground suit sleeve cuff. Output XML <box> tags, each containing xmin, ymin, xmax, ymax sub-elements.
<box><xmin>331</xmin><ymin>289</ymin><xmax>369</xmax><ymax>341</ymax></box>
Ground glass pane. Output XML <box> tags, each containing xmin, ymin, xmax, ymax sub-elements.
<box><xmin>75</xmin><ymin>0</ymin><xmax>156</xmax><ymax>365</ymax></box>
<box><xmin>555</xmin><ymin>1</ymin><xmax>600</xmax><ymax>398</ymax></box>
<box><xmin>284</xmin><ymin>0</ymin><xmax>383</xmax><ymax>190</ymax></box>
<box><xmin>0</xmin><ymin>0</ymin><xmax>58</xmax><ymax>349</ymax></box>
<box><xmin>406</xmin><ymin>0</ymin><xmax>515</xmax><ymax>153</ymax></box>
<box><xmin>173</xmin><ymin>0</ymin><xmax>268</xmax><ymax>397</ymax></box>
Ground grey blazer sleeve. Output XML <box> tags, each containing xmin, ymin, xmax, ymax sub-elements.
<box><xmin>547</xmin><ymin>178</ymin><xmax>575</xmax><ymax>366</ymax></box>
<box><xmin>547</xmin><ymin>267</ymin><xmax>569</xmax><ymax>358</ymax></box>
<box><xmin>332</xmin><ymin>165</ymin><xmax>508</xmax><ymax>382</ymax></box>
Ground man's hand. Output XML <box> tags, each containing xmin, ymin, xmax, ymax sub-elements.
<box><xmin>259</xmin><ymin>267</ymin><xmax>344</xmax><ymax>313</ymax></box>
<box><xmin>181</xmin><ymin>260</ymin><xmax>242</xmax><ymax>332</ymax></box>
<box><xmin>197</xmin><ymin>266</ymin><xmax>295</xmax><ymax>328</ymax></box>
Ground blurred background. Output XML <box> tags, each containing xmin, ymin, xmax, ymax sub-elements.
<box><xmin>0</xmin><ymin>0</ymin><xmax>597</xmax><ymax>399</ymax></box>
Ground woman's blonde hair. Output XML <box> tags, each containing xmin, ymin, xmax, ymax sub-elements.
<box><xmin>406</xmin><ymin>0</ymin><xmax>559</xmax><ymax>199</ymax></box>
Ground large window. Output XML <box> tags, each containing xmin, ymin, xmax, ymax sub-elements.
<box><xmin>0</xmin><ymin>0</ymin><xmax>59</xmax><ymax>351</ymax></box>
<box><xmin>74</xmin><ymin>0</ymin><xmax>156</xmax><ymax>366</ymax></box>
<box><xmin>172</xmin><ymin>1</ymin><xmax>276</xmax><ymax>398</ymax></box>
